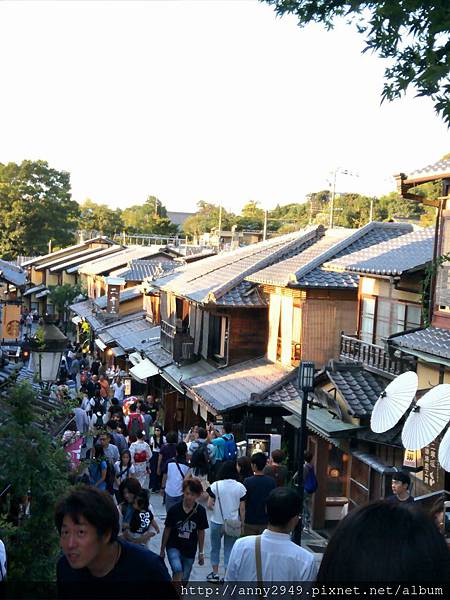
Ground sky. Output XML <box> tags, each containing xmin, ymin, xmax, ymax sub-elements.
<box><xmin>0</xmin><ymin>0</ymin><xmax>449</xmax><ymax>215</ymax></box>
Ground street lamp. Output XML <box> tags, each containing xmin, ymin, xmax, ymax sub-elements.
<box><xmin>292</xmin><ymin>360</ymin><xmax>315</xmax><ymax>546</ymax></box>
<box><xmin>29</xmin><ymin>318</ymin><xmax>68</xmax><ymax>383</ymax></box>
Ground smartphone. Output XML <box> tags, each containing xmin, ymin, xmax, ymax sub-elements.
<box><xmin>444</xmin><ymin>501</ymin><xmax>450</xmax><ymax>537</ymax></box>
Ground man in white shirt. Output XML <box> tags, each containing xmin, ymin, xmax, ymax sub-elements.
<box><xmin>225</xmin><ymin>487</ymin><xmax>317</xmax><ymax>582</ymax></box>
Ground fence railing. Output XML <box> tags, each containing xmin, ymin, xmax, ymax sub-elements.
<box><xmin>340</xmin><ymin>334</ymin><xmax>413</xmax><ymax>378</ymax></box>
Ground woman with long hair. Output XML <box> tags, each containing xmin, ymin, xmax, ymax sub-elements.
<box><xmin>88</xmin><ymin>444</ymin><xmax>107</xmax><ymax>491</ymax></box>
<box><xmin>114</xmin><ymin>449</ymin><xmax>136</xmax><ymax>502</ymax></box>
<box><xmin>149</xmin><ymin>424</ymin><xmax>166</xmax><ymax>492</ymax></box>
<box><xmin>236</xmin><ymin>456</ymin><xmax>253</xmax><ymax>483</ymax></box>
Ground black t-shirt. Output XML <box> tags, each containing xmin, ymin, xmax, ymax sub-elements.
<box><xmin>386</xmin><ymin>494</ymin><xmax>415</xmax><ymax>504</ymax></box>
<box><xmin>165</xmin><ymin>502</ymin><xmax>209</xmax><ymax>559</ymax></box>
<box><xmin>243</xmin><ymin>475</ymin><xmax>277</xmax><ymax>525</ymax></box>
<box><xmin>91</xmin><ymin>361</ymin><xmax>100</xmax><ymax>376</ymax></box>
<box><xmin>57</xmin><ymin>539</ymin><xmax>175</xmax><ymax>599</ymax></box>
<box><xmin>130</xmin><ymin>508</ymin><xmax>154</xmax><ymax>534</ymax></box>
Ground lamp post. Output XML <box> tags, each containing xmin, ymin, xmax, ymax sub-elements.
<box><xmin>292</xmin><ymin>360</ymin><xmax>315</xmax><ymax>546</ymax></box>
<box><xmin>29</xmin><ymin>318</ymin><xmax>68</xmax><ymax>384</ymax></box>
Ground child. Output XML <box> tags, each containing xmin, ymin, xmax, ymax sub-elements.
<box><xmin>123</xmin><ymin>489</ymin><xmax>160</xmax><ymax>546</ymax></box>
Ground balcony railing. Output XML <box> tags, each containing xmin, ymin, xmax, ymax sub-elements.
<box><xmin>340</xmin><ymin>334</ymin><xmax>415</xmax><ymax>378</ymax></box>
<box><xmin>160</xmin><ymin>319</ymin><xmax>194</xmax><ymax>363</ymax></box>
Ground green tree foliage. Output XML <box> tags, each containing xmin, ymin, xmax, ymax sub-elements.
<box><xmin>121</xmin><ymin>195</ymin><xmax>178</xmax><ymax>236</ymax></box>
<box><xmin>263</xmin><ymin>1</ymin><xmax>450</xmax><ymax>124</ymax></box>
<box><xmin>269</xmin><ymin>202</ymin><xmax>310</xmax><ymax>231</ymax></box>
<box><xmin>183</xmin><ymin>201</ymin><xmax>237</xmax><ymax>237</ymax></box>
<box><xmin>0</xmin><ymin>382</ymin><xmax>71</xmax><ymax>581</ymax></box>
<box><xmin>79</xmin><ymin>199</ymin><xmax>123</xmax><ymax>238</ymax></box>
<box><xmin>48</xmin><ymin>283</ymin><xmax>86</xmax><ymax>319</ymax></box>
<box><xmin>236</xmin><ymin>201</ymin><xmax>265</xmax><ymax>230</ymax></box>
<box><xmin>0</xmin><ymin>160</ymin><xmax>80</xmax><ymax>259</ymax></box>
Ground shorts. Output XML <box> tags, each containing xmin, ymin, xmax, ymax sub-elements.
<box><xmin>166</xmin><ymin>547</ymin><xmax>195</xmax><ymax>581</ymax></box>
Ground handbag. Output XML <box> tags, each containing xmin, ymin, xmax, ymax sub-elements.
<box><xmin>216</xmin><ymin>482</ymin><xmax>241</xmax><ymax>538</ymax></box>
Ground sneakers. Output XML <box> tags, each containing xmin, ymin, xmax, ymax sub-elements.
<box><xmin>207</xmin><ymin>572</ymin><xmax>220</xmax><ymax>582</ymax></box>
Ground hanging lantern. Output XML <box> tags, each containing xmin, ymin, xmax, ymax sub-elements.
<box><xmin>29</xmin><ymin>318</ymin><xmax>68</xmax><ymax>383</ymax></box>
<box><xmin>403</xmin><ymin>448</ymin><xmax>423</xmax><ymax>472</ymax></box>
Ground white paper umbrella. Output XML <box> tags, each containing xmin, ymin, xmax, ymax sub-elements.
<box><xmin>371</xmin><ymin>371</ymin><xmax>418</xmax><ymax>433</ymax></box>
<box><xmin>402</xmin><ymin>384</ymin><xmax>450</xmax><ymax>450</ymax></box>
<box><xmin>438</xmin><ymin>426</ymin><xmax>450</xmax><ymax>472</ymax></box>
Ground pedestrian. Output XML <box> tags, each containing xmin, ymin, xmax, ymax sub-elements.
<box><xmin>187</xmin><ymin>427</ymin><xmax>215</xmax><ymax>463</ymax></box>
<box><xmin>88</xmin><ymin>444</ymin><xmax>108</xmax><ymax>491</ymax></box>
<box><xmin>119</xmin><ymin>477</ymin><xmax>142</xmax><ymax>533</ymax></box>
<box><xmin>25</xmin><ymin>312</ymin><xmax>33</xmax><ymax>336</ymax></box>
<box><xmin>140</xmin><ymin>405</ymin><xmax>153</xmax><ymax>441</ymax></box>
<box><xmin>70</xmin><ymin>355</ymin><xmax>81</xmax><ymax>390</ymax></box>
<box><xmin>149</xmin><ymin>425</ymin><xmax>166</xmax><ymax>492</ymax></box>
<box><xmin>221</xmin><ymin>423</ymin><xmax>237</xmax><ymax>462</ymax></box>
<box><xmin>98</xmin><ymin>432</ymin><xmax>120</xmax><ymax>466</ymax></box>
<box><xmin>112</xmin><ymin>376</ymin><xmax>125</xmax><ymax>405</ymax></box>
<box><xmin>236</xmin><ymin>456</ymin><xmax>253</xmax><ymax>483</ymax></box>
<box><xmin>225</xmin><ymin>487</ymin><xmax>317</xmax><ymax>582</ymax></box>
<box><xmin>55</xmin><ymin>486</ymin><xmax>174</xmax><ymax>593</ymax></box>
<box><xmin>161</xmin><ymin>442</ymin><xmax>190</xmax><ymax>513</ymax></box>
<box><xmin>158</xmin><ymin>431</ymin><xmax>178</xmax><ymax>481</ymax></box>
<box><xmin>317</xmin><ymin>500</ymin><xmax>450</xmax><ymax>582</ymax></box>
<box><xmin>114</xmin><ymin>450</ymin><xmax>136</xmax><ymax>503</ymax></box>
<box><xmin>146</xmin><ymin>395</ymin><xmax>160</xmax><ymax>424</ymax></box>
<box><xmin>429</xmin><ymin>498</ymin><xmax>445</xmax><ymax>537</ymax></box>
<box><xmin>130</xmin><ymin>431</ymin><xmax>152</xmax><ymax>489</ymax></box>
<box><xmin>74</xmin><ymin>398</ymin><xmax>90</xmax><ymax>435</ymax></box>
<box><xmin>186</xmin><ymin>442</ymin><xmax>211</xmax><ymax>504</ymax></box>
<box><xmin>263</xmin><ymin>449</ymin><xmax>288</xmax><ymax>487</ymax></box>
<box><xmin>122</xmin><ymin>489</ymin><xmax>160</xmax><ymax>547</ymax></box>
<box><xmin>91</xmin><ymin>356</ymin><xmax>101</xmax><ymax>377</ymax></box>
<box><xmin>387</xmin><ymin>471</ymin><xmax>414</xmax><ymax>504</ymax></box>
<box><xmin>160</xmin><ymin>477</ymin><xmax>208</xmax><ymax>584</ymax></box>
<box><xmin>210</xmin><ymin>429</ymin><xmax>225</xmax><ymax>478</ymax></box>
<box><xmin>243</xmin><ymin>453</ymin><xmax>276</xmax><ymax>536</ymax></box>
<box><xmin>206</xmin><ymin>461</ymin><xmax>246</xmax><ymax>583</ymax></box>
<box><xmin>125</xmin><ymin>403</ymin><xmax>145</xmax><ymax>439</ymax></box>
<box><xmin>107</xmin><ymin>420</ymin><xmax>128</xmax><ymax>455</ymax></box>
<box><xmin>302</xmin><ymin>450</ymin><xmax>318</xmax><ymax>533</ymax></box>
<box><xmin>99</xmin><ymin>375</ymin><xmax>110</xmax><ymax>400</ymax></box>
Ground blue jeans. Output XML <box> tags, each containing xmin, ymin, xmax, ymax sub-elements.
<box><xmin>167</xmin><ymin>547</ymin><xmax>195</xmax><ymax>581</ymax></box>
<box><xmin>209</xmin><ymin>521</ymin><xmax>236</xmax><ymax>570</ymax></box>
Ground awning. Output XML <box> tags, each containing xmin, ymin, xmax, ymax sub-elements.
<box><xmin>160</xmin><ymin>371</ymin><xmax>184</xmax><ymax>394</ymax></box>
<box><xmin>128</xmin><ymin>351</ymin><xmax>142</xmax><ymax>366</ymax></box>
<box><xmin>283</xmin><ymin>414</ymin><xmax>301</xmax><ymax>428</ymax></box>
<box><xmin>35</xmin><ymin>289</ymin><xmax>50</xmax><ymax>299</ymax></box>
<box><xmin>72</xmin><ymin>315</ymin><xmax>82</xmax><ymax>325</ymax></box>
<box><xmin>130</xmin><ymin>359</ymin><xmax>159</xmax><ymax>382</ymax></box>
<box><xmin>95</xmin><ymin>338</ymin><xmax>107</xmax><ymax>351</ymax></box>
<box><xmin>23</xmin><ymin>284</ymin><xmax>46</xmax><ymax>297</ymax></box>
<box><xmin>111</xmin><ymin>346</ymin><xmax>126</xmax><ymax>357</ymax></box>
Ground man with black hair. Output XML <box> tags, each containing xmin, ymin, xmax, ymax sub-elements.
<box><xmin>55</xmin><ymin>486</ymin><xmax>174</xmax><ymax>597</ymax></box>
<box><xmin>225</xmin><ymin>487</ymin><xmax>316</xmax><ymax>582</ymax></box>
<box><xmin>243</xmin><ymin>453</ymin><xmax>276</xmax><ymax>536</ymax></box>
<box><xmin>107</xmin><ymin>420</ymin><xmax>128</xmax><ymax>455</ymax></box>
<box><xmin>388</xmin><ymin>471</ymin><xmax>415</xmax><ymax>504</ymax></box>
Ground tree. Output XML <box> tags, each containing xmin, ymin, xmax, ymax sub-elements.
<box><xmin>263</xmin><ymin>1</ymin><xmax>450</xmax><ymax>124</ymax></box>
<box><xmin>0</xmin><ymin>382</ymin><xmax>71</xmax><ymax>581</ymax></box>
<box><xmin>182</xmin><ymin>201</ymin><xmax>236</xmax><ymax>237</ymax></box>
<box><xmin>236</xmin><ymin>201</ymin><xmax>265</xmax><ymax>230</ymax></box>
<box><xmin>0</xmin><ymin>160</ymin><xmax>80</xmax><ymax>259</ymax></box>
<box><xmin>78</xmin><ymin>199</ymin><xmax>123</xmax><ymax>238</ymax></box>
<box><xmin>48</xmin><ymin>283</ymin><xmax>86</xmax><ymax>322</ymax></box>
<box><xmin>121</xmin><ymin>196</ymin><xmax>178</xmax><ymax>236</ymax></box>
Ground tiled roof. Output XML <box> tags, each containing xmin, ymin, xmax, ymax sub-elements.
<box><xmin>152</xmin><ymin>227</ymin><xmax>324</xmax><ymax>304</ymax></box>
<box><xmin>325</xmin><ymin>227</ymin><xmax>434</xmax><ymax>276</ymax></box>
<box><xmin>0</xmin><ymin>259</ymin><xmax>27</xmax><ymax>287</ymax></box>
<box><xmin>215</xmin><ymin>281</ymin><xmax>268</xmax><ymax>307</ymax></box>
<box><xmin>98</xmin><ymin>316</ymin><xmax>159</xmax><ymax>352</ymax></box>
<box><xmin>78</xmin><ymin>246</ymin><xmax>168</xmax><ymax>276</ymax></box>
<box><xmin>21</xmin><ymin>236</ymin><xmax>116</xmax><ymax>267</ymax></box>
<box><xmin>406</xmin><ymin>157</ymin><xmax>450</xmax><ymax>182</ymax></box>
<box><xmin>325</xmin><ymin>362</ymin><xmax>387</xmax><ymax>417</ymax></box>
<box><xmin>184</xmin><ymin>357</ymin><xmax>294</xmax><ymax>413</ymax></box>
<box><xmin>48</xmin><ymin>245</ymin><xmax>124</xmax><ymax>273</ymax></box>
<box><xmin>142</xmin><ymin>342</ymin><xmax>173</xmax><ymax>368</ymax></box>
<box><xmin>119</xmin><ymin>259</ymin><xmax>175</xmax><ymax>283</ymax></box>
<box><xmin>94</xmin><ymin>286</ymin><xmax>142</xmax><ymax>309</ymax></box>
<box><xmin>69</xmin><ymin>299</ymin><xmax>105</xmax><ymax>331</ymax></box>
<box><xmin>22</xmin><ymin>284</ymin><xmax>47</xmax><ymax>296</ymax></box>
<box><xmin>390</xmin><ymin>326</ymin><xmax>450</xmax><ymax>360</ymax></box>
<box><xmin>248</xmin><ymin>222</ymin><xmax>412</xmax><ymax>287</ymax></box>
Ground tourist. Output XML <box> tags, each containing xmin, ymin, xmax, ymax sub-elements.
<box><xmin>158</xmin><ymin>431</ymin><xmax>178</xmax><ymax>480</ymax></box>
<box><xmin>119</xmin><ymin>478</ymin><xmax>142</xmax><ymax>533</ymax></box>
<box><xmin>74</xmin><ymin>398</ymin><xmax>90</xmax><ymax>435</ymax></box>
<box><xmin>221</xmin><ymin>423</ymin><xmax>237</xmax><ymax>461</ymax></box>
<box><xmin>55</xmin><ymin>486</ymin><xmax>174</xmax><ymax>593</ymax></box>
<box><xmin>430</xmin><ymin>498</ymin><xmax>445</xmax><ymax>536</ymax></box>
<box><xmin>111</xmin><ymin>376</ymin><xmax>125</xmax><ymax>405</ymax></box>
<box><xmin>161</xmin><ymin>442</ymin><xmax>190</xmax><ymax>513</ymax></box>
<box><xmin>88</xmin><ymin>444</ymin><xmax>108</xmax><ymax>491</ymax></box>
<box><xmin>146</xmin><ymin>395</ymin><xmax>160</xmax><ymax>424</ymax></box>
<box><xmin>317</xmin><ymin>500</ymin><xmax>450</xmax><ymax>581</ymax></box>
<box><xmin>236</xmin><ymin>456</ymin><xmax>253</xmax><ymax>483</ymax></box>
<box><xmin>99</xmin><ymin>432</ymin><xmax>120</xmax><ymax>466</ymax></box>
<box><xmin>122</xmin><ymin>489</ymin><xmax>160</xmax><ymax>547</ymax></box>
<box><xmin>187</xmin><ymin>427</ymin><xmax>215</xmax><ymax>463</ymax></box>
<box><xmin>210</xmin><ymin>429</ymin><xmax>225</xmax><ymax>476</ymax></box>
<box><xmin>70</xmin><ymin>354</ymin><xmax>81</xmax><ymax>390</ymax></box>
<box><xmin>243</xmin><ymin>452</ymin><xmax>276</xmax><ymax>536</ymax></box>
<box><xmin>114</xmin><ymin>450</ymin><xmax>136</xmax><ymax>503</ymax></box>
<box><xmin>107</xmin><ymin>420</ymin><xmax>128</xmax><ymax>455</ymax></box>
<box><xmin>387</xmin><ymin>471</ymin><xmax>414</xmax><ymax>504</ymax></box>
<box><xmin>149</xmin><ymin>425</ymin><xmax>166</xmax><ymax>492</ymax></box>
<box><xmin>206</xmin><ymin>461</ymin><xmax>246</xmax><ymax>582</ymax></box>
<box><xmin>160</xmin><ymin>478</ymin><xmax>208</xmax><ymax>584</ymax></box>
<box><xmin>302</xmin><ymin>450</ymin><xmax>318</xmax><ymax>532</ymax></box>
<box><xmin>225</xmin><ymin>487</ymin><xmax>317</xmax><ymax>582</ymax></box>
<box><xmin>140</xmin><ymin>405</ymin><xmax>153</xmax><ymax>441</ymax></box>
<box><xmin>129</xmin><ymin>431</ymin><xmax>152</xmax><ymax>489</ymax></box>
<box><xmin>99</xmin><ymin>375</ymin><xmax>110</xmax><ymax>400</ymax></box>
<box><xmin>263</xmin><ymin>449</ymin><xmax>288</xmax><ymax>487</ymax></box>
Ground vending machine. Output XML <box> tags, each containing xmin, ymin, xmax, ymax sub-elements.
<box><xmin>245</xmin><ymin>433</ymin><xmax>282</xmax><ymax>457</ymax></box>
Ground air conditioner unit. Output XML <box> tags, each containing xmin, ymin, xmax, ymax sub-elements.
<box><xmin>181</xmin><ymin>342</ymin><xmax>194</xmax><ymax>360</ymax></box>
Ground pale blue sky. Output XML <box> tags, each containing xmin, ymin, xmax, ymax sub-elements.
<box><xmin>0</xmin><ymin>0</ymin><xmax>448</xmax><ymax>214</ymax></box>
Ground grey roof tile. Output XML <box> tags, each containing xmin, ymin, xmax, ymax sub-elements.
<box><xmin>249</xmin><ymin>222</ymin><xmax>412</xmax><ymax>287</ymax></box>
<box><xmin>325</xmin><ymin>227</ymin><xmax>434</xmax><ymax>276</ymax></box>
<box><xmin>94</xmin><ymin>286</ymin><xmax>142</xmax><ymax>309</ymax></box>
<box><xmin>215</xmin><ymin>281</ymin><xmax>268</xmax><ymax>307</ymax></box>
<box><xmin>0</xmin><ymin>259</ymin><xmax>27</xmax><ymax>287</ymax></box>
<box><xmin>390</xmin><ymin>326</ymin><xmax>450</xmax><ymax>360</ymax></box>
<box><xmin>119</xmin><ymin>259</ymin><xmax>175</xmax><ymax>282</ymax></box>
<box><xmin>407</xmin><ymin>157</ymin><xmax>450</xmax><ymax>180</ymax></box>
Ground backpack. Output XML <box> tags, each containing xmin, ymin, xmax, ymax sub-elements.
<box><xmin>304</xmin><ymin>464</ymin><xmax>318</xmax><ymax>494</ymax></box>
<box><xmin>191</xmin><ymin>443</ymin><xmax>211</xmax><ymax>474</ymax></box>
<box><xmin>128</xmin><ymin>413</ymin><xmax>144</xmax><ymax>437</ymax></box>
<box><xmin>105</xmin><ymin>461</ymin><xmax>116</xmax><ymax>493</ymax></box>
<box><xmin>134</xmin><ymin>449</ymin><xmax>148</xmax><ymax>463</ymax></box>
<box><xmin>222</xmin><ymin>434</ymin><xmax>237</xmax><ymax>461</ymax></box>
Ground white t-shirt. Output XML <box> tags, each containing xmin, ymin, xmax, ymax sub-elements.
<box><xmin>0</xmin><ymin>539</ymin><xmax>6</xmax><ymax>581</ymax></box>
<box><xmin>113</xmin><ymin>461</ymin><xmax>136</xmax><ymax>490</ymax></box>
<box><xmin>209</xmin><ymin>479</ymin><xmax>247</xmax><ymax>525</ymax></box>
<box><xmin>164</xmin><ymin>460</ymin><xmax>190</xmax><ymax>497</ymax></box>
<box><xmin>112</xmin><ymin>382</ymin><xmax>125</xmax><ymax>403</ymax></box>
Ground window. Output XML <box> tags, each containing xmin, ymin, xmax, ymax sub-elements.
<box><xmin>360</xmin><ymin>298</ymin><xmax>375</xmax><ymax>343</ymax></box>
<box><xmin>375</xmin><ymin>299</ymin><xmax>390</xmax><ymax>345</ymax></box>
<box><xmin>436</xmin><ymin>215</ymin><xmax>450</xmax><ymax>311</ymax></box>
<box><xmin>361</xmin><ymin>298</ymin><xmax>422</xmax><ymax>344</ymax></box>
<box><xmin>209</xmin><ymin>314</ymin><xmax>229</xmax><ymax>365</ymax></box>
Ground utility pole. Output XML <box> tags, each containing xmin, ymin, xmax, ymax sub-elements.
<box><xmin>263</xmin><ymin>210</ymin><xmax>268</xmax><ymax>241</ymax></box>
<box><xmin>369</xmin><ymin>198</ymin><xmax>374</xmax><ymax>223</ymax></box>
<box><xmin>218</xmin><ymin>204</ymin><xmax>222</xmax><ymax>249</ymax></box>
<box><xmin>329</xmin><ymin>170</ymin><xmax>337</xmax><ymax>229</ymax></box>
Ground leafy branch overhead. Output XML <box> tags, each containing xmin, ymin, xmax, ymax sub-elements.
<box><xmin>263</xmin><ymin>1</ymin><xmax>450</xmax><ymax>124</ymax></box>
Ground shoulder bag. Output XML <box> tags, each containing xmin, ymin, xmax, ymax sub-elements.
<box><xmin>216</xmin><ymin>481</ymin><xmax>242</xmax><ymax>538</ymax></box>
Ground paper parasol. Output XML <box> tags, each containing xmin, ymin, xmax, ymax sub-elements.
<box><xmin>371</xmin><ymin>371</ymin><xmax>418</xmax><ymax>433</ymax></box>
<box><xmin>438</xmin><ymin>426</ymin><xmax>450</xmax><ymax>472</ymax></box>
<box><xmin>402</xmin><ymin>384</ymin><xmax>450</xmax><ymax>450</ymax></box>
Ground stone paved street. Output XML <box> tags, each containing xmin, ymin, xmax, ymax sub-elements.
<box><xmin>147</xmin><ymin>491</ymin><xmax>325</xmax><ymax>581</ymax></box>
